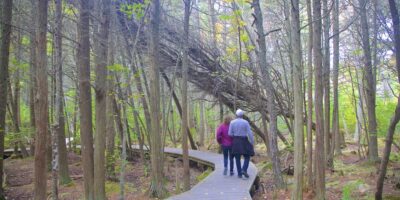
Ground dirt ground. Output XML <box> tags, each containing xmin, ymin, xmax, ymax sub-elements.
<box><xmin>252</xmin><ymin>142</ymin><xmax>400</xmax><ymax>200</ymax></box>
<box><xmin>4</xmin><ymin>141</ymin><xmax>400</xmax><ymax>200</ymax></box>
<box><xmin>4</xmin><ymin>152</ymin><xmax>205</xmax><ymax>200</ymax></box>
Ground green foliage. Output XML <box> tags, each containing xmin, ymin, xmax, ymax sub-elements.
<box><xmin>120</xmin><ymin>0</ymin><xmax>150</xmax><ymax>20</ymax></box>
<box><xmin>341</xmin><ymin>180</ymin><xmax>364</xmax><ymax>200</ymax></box>
<box><xmin>196</xmin><ymin>168</ymin><xmax>212</xmax><ymax>182</ymax></box>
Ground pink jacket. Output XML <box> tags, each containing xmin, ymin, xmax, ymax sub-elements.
<box><xmin>216</xmin><ymin>123</ymin><xmax>233</xmax><ymax>147</ymax></box>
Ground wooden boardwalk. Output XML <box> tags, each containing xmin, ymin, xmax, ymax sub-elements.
<box><xmin>162</xmin><ymin>147</ymin><xmax>258</xmax><ymax>200</ymax></box>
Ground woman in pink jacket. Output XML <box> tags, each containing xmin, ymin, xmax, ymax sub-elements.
<box><xmin>216</xmin><ymin>116</ymin><xmax>234</xmax><ymax>176</ymax></box>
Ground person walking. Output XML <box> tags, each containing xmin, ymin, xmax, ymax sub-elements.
<box><xmin>229</xmin><ymin>109</ymin><xmax>254</xmax><ymax>179</ymax></box>
<box><xmin>216</xmin><ymin>115</ymin><xmax>234</xmax><ymax>176</ymax></box>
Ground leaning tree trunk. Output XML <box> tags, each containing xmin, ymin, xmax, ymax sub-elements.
<box><xmin>375</xmin><ymin>0</ymin><xmax>400</xmax><ymax>199</ymax></box>
<box><xmin>252</xmin><ymin>0</ymin><xmax>285</xmax><ymax>188</ymax></box>
<box><xmin>290</xmin><ymin>0</ymin><xmax>304</xmax><ymax>198</ymax></box>
<box><xmin>0</xmin><ymin>0</ymin><xmax>13</xmax><ymax>196</ymax></box>
<box><xmin>77</xmin><ymin>0</ymin><xmax>94</xmax><ymax>199</ymax></box>
<box><xmin>34</xmin><ymin>0</ymin><xmax>49</xmax><ymax>199</ymax></box>
<box><xmin>313</xmin><ymin>0</ymin><xmax>326</xmax><ymax>198</ymax></box>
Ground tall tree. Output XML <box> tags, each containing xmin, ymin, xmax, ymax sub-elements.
<box><xmin>149</xmin><ymin>0</ymin><xmax>165</xmax><ymax>197</ymax></box>
<box><xmin>94</xmin><ymin>0</ymin><xmax>111</xmax><ymax>198</ymax></box>
<box><xmin>182</xmin><ymin>0</ymin><xmax>192</xmax><ymax>192</ymax></box>
<box><xmin>332</xmin><ymin>0</ymin><xmax>341</xmax><ymax>155</ymax></box>
<box><xmin>306</xmin><ymin>0</ymin><xmax>314</xmax><ymax>189</ymax></box>
<box><xmin>375</xmin><ymin>0</ymin><xmax>400</xmax><ymax>199</ymax></box>
<box><xmin>323</xmin><ymin>0</ymin><xmax>332</xmax><ymax>168</ymax></box>
<box><xmin>252</xmin><ymin>0</ymin><xmax>285</xmax><ymax>188</ymax></box>
<box><xmin>291</xmin><ymin>0</ymin><xmax>304</xmax><ymax>198</ymax></box>
<box><xmin>77</xmin><ymin>0</ymin><xmax>94</xmax><ymax>198</ymax></box>
<box><xmin>34</xmin><ymin>0</ymin><xmax>49</xmax><ymax>199</ymax></box>
<box><xmin>313</xmin><ymin>0</ymin><xmax>326</xmax><ymax>198</ymax></box>
<box><xmin>54</xmin><ymin>0</ymin><xmax>71</xmax><ymax>185</ymax></box>
<box><xmin>0</xmin><ymin>0</ymin><xmax>13</xmax><ymax>197</ymax></box>
<box><xmin>358</xmin><ymin>0</ymin><xmax>379</xmax><ymax>161</ymax></box>
<box><xmin>29</xmin><ymin>0</ymin><xmax>37</xmax><ymax>156</ymax></box>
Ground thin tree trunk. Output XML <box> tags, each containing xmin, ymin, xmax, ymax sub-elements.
<box><xmin>323</xmin><ymin>0</ymin><xmax>332</xmax><ymax>168</ymax></box>
<box><xmin>34</xmin><ymin>0</ymin><xmax>48</xmax><ymax>199</ymax></box>
<box><xmin>252</xmin><ymin>0</ymin><xmax>285</xmax><ymax>188</ymax></box>
<box><xmin>54</xmin><ymin>0</ymin><xmax>71</xmax><ymax>185</ymax></box>
<box><xmin>313</xmin><ymin>0</ymin><xmax>326</xmax><ymax>198</ymax></box>
<box><xmin>291</xmin><ymin>0</ymin><xmax>304</xmax><ymax>198</ymax></box>
<box><xmin>332</xmin><ymin>0</ymin><xmax>341</xmax><ymax>156</ymax></box>
<box><xmin>29</xmin><ymin>0</ymin><xmax>37</xmax><ymax>156</ymax></box>
<box><xmin>375</xmin><ymin>0</ymin><xmax>400</xmax><ymax>198</ymax></box>
<box><xmin>0</xmin><ymin>0</ymin><xmax>13</xmax><ymax>196</ymax></box>
<box><xmin>182</xmin><ymin>0</ymin><xmax>191</xmax><ymax>191</ymax></box>
<box><xmin>358</xmin><ymin>0</ymin><xmax>379</xmax><ymax>161</ymax></box>
<box><xmin>77</xmin><ymin>0</ymin><xmax>94</xmax><ymax>198</ymax></box>
<box><xmin>306</xmin><ymin>0</ymin><xmax>314</xmax><ymax>189</ymax></box>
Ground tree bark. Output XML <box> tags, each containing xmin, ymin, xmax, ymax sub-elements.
<box><xmin>306</xmin><ymin>0</ymin><xmax>314</xmax><ymax>189</ymax></box>
<box><xmin>94</xmin><ymin>0</ymin><xmax>111</xmax><ymax>198</ymax></box>
<box><xmin>375</xmin><ymin>0</ymin><xmax>400</xmax><ymax>198</ymax></box>
<box><xmin>182</xmin><ymin>0</ymin><xmax>191</xmax><ymax>191</ymax></box>
<box><xmin>0</xmin><ymin>0</ymin><xmax>13</xmax><ymax>196</ymax></box>
<box><xmin>252</xmin><ymin>0</ymin><xmax>285</xmax><ymax>188</ymax></box>
<box><xmin>149</xmin><ymin>0</ymin><xmax>165</xmax><ymax>197</ymax></box>
<box><xmin>332</xmin><ymin>0</ymin><xmax>341</xmax><ymax>156</ymax></box>
<box><xmin>54</xmin><ymin>0</ymin><xmax>71</xmax><ymax>185</ymax></box>
<box><xmin>358</xmin><ymin>0</ymin><xmax>379</xmax><ymax>161</ymax></box>
<box><xmin>77</xmin><ymin>0</ymin><xmax>94</xmax><ymax>198</ymax></box>
<box><xmin>291</xmin><ymin>0</ymin><xmax>304</xmax><ymax>198</ymax></box>
<box><xmin>313</xmin><ymin>0</ymin><xmax>326</xmax><ymax>198</ymax></box>
<box><xmin>323</xmin><ymin>0</ymin><xmax>332</xmax><ymax>168</ymax></box>
<box><xmin>34</xmin><ymin>0</ymin><xmax>48</xmax><ymax>199</ymax></box>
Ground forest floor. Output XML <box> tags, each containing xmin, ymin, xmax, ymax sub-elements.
<box><xmin>252</xmin><ymin>139</ymin><xmax>400</xmax><ymax>200</ymax></box>
<box><xmin>3</xmin><ymin>152</ymin><xmax>206</xmax><ymax>200</ymax></box>
<box><xmin>3</xmin><ymin>138</ymin><xmax>400</xmax><ymax>200</ymax></box>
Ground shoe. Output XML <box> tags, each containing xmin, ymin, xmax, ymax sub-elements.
<box><xmin>230</xmin><ymin>171</ymin><xmax>234</xmax><ymax>176</ymax></box>
<box><xmin>243</xmin><ymin>172</ymin><xmax>249</xmax><ymax>179</ymax></box>
<box><xmin>223</xmin><ymin>168</ymin><xmax>227</xmax><ymax>175</ymax></box>
<box><xmin>238</xmin><ymin>175</ymin><xmax>242</xmax><ymax>179</ymax></box>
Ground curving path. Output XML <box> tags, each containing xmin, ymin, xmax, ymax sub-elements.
<box><xmin>162</xmin><ymin>147</ymin><xmax>258</xmax><ymax>200</ymax></box>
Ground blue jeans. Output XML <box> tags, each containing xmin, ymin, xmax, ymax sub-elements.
<box><xmin>234</xmin><ymin>154</ymin><xmax>250</xmax><ymax>176</ymax></box>
<box><xmin>221</xmin><ymin>145</ymin><xmax>234</xmax><ymax>171</ymax></box>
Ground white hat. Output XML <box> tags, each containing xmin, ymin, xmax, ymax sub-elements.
<box><xmin>236</xmin><ymin>109</ymin><xmax>244</xmax><ymax>117</ymax></box>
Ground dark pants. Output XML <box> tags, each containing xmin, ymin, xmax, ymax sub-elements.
<box><xmin>234</xmin><ymin>154</ymin><xmax>250</xmax><ymax>176</ymax></box>
<box><xmin>221</xmin><ymin>145</ymin><xmax>234</xmax><ymax>171</ymax></box>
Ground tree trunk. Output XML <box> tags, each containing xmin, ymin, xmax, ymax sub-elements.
<box><xmin>358</xmin><ymin>0</ymin><xmax>379</xmax><ymax>161</ymax></box>
<box><xmin>54</xmin><ymin>0</ymin><xmax>71</xmax><ymax>185</ymax></box>
<box><xmin>77</xmin><ymin>0</ymin><xmax>94</xmax><ymax>198</ymax></box>
<box><xmin>94</xmin><ymin>0</ymin><xmax>111</xmax><ymax>198</ymax></box>
<box><xmin>313</xmin><ymin>0</ymin><xmax>326</xmax><ymax>198</ymax></box>
<box><xmin>252</xmin><ymin>0</ymin><xmax>285</xmax><ymax>188</ymax></box>
<box><xmin>0</xmin><ymin>0</ymin><xmax>13</xmax><ymax>196</ymax></box>
<box><xmin>291</xmin><ymin>0</ymin><xmax>304</xmax><ymax>198</ymax></box>
<box><xmin>149</xmin><ymin>0</ymin><xmax>165</xmax><ymax>197</ymax></box>
<box><xmin>323</xmin><ymin>0</ymin><xmax>332</xmax><ymax>168</ymax></box>
<box><xmin>375</xmin><ymin>0</ymin><xmax>400</xmax><ymax>198</ymax></box>
<box><xmin>29</xmin><ymin>0</ymin><xmax>37</xmax><ymax>156</ymax></box>
<box><xmin>332</xmin><ymin>0</ymin><xmax>341</xmax><ymax>156</ymax></box>
<box><xmin>199</xmin><ymin>101</ymin><xmax>205</xmax><ymax>147</ymax></box>
<box><xmin>306</xmin><ymin>0</ymin><xmax>314</xmax><ymax>189</ymax></box>
<box><xmin>181</xmin><ymin>0</ymin><xmax>191</xmax><ymax>191</ymax></box>
<box><xmin>34</xmin><ymin>0</ymin><xmax>48</xmax><ymax>199</ymax></box>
